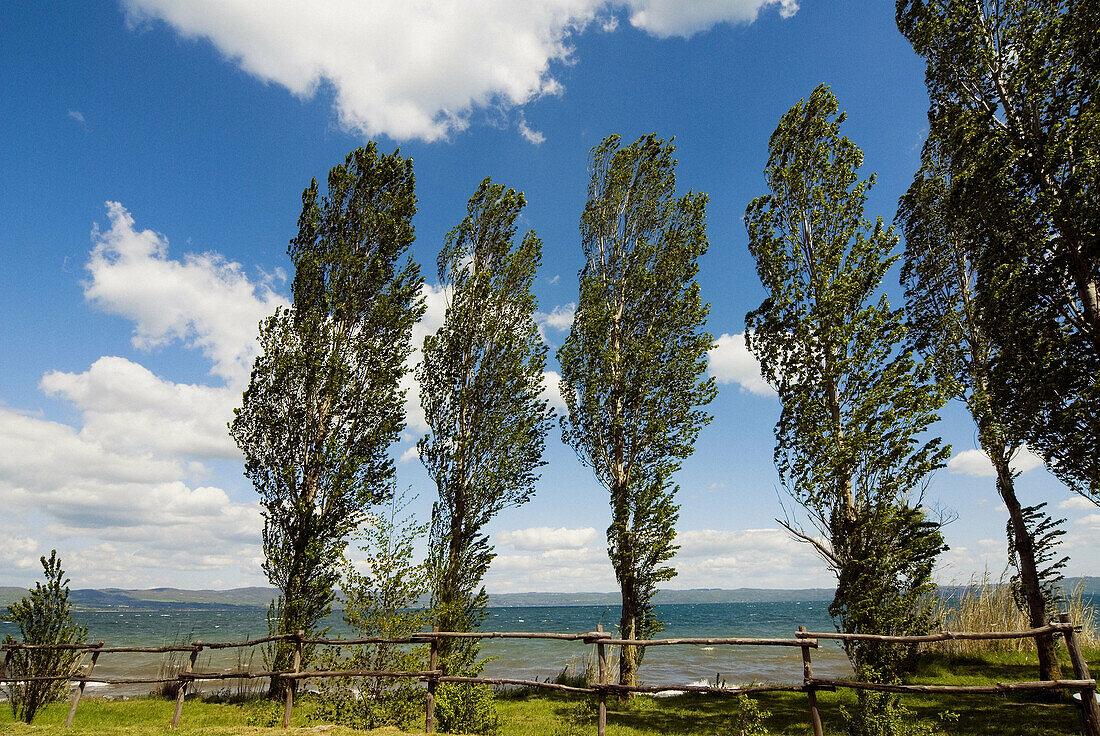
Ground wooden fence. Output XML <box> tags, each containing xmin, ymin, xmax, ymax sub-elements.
<box><xmin>1</xmin><ymin>613</ymin><xmax>1097</xmax><ymax>735</ymax></box>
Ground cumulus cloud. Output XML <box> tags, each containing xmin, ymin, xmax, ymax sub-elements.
<box><xmin>497</xmin><ymin>526</ymin><xmax>599</xmax><ymax>551</ymax></box>
<box><xmin>0</xmin><ymin>406</ymin><xmax>262</xmax><ymax>586</ymax></box>
<box><xmin>625</xmin><ymin>0</ymin><xmax>799</xmax><ymax>38</ymax></box>
<box><xmin>536</xmin><ymin>303</ymin><xmax>575</xmax><ymax>332</ymax></box>
<box><xmin>85</xmin><ymin>202</ymin><xmax>286</xmax><ymax>385</ymax></box>
<box><xmin>122</xmin><ymin>1</ymin><xmax>798</xmax><ymax>142</ymax></box>
<box><xmin>484</xmin><ymin>525</ymin><xmax>832</xmax><ymax>592</ymax></box>
<box><xmin>946</xmin><ymin>446</ymin><xmax>1044</xmax><ymax>478</ymax></box>
<box><xmin>1058</xmin><ymin>496</ymin><xmax>1097</xmax><ymax>511</ymax></box>
<box><xmin>40</xmin><ymin>356</ymin><xmax>239</xmax><ymax>461</ymax></box>
<box><xmin>707</xmin><ymin>332</ymin><xmax>774</xmax><ymax>396</ymax></box>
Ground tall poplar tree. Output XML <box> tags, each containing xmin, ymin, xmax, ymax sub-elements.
<box><xmin>231</xmin><ymin>145</ymin><xmax>424</xmax><ymax>685</ymax></box>
<box><xmin>558</xmin><ymin>134</ymin><xmax>715</xmax><ymax>690</ymax></box>
<box><xmin>744</xmin><ymin>86</ymin><xmax>949</xmax><ymax>683</ymax></box>
<box><xmin>898</xmin><ymin>144</ymin><xmax>1066</xmax><ymax>680</ymax></box>
<box><xmin>897</xmin><ymin>0</ymin><xmax>1100</xmax><ymax>503</ymax></box>
<box><xmin>417</xmin><ymin>178</ymin><xmax>553</xmax><ymax>676</ymax></box>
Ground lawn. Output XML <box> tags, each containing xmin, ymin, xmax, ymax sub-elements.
<box><xmin>1</xmin><ymin>650</ymin><xmax>1095</xmax><ymax>735</ymax></box>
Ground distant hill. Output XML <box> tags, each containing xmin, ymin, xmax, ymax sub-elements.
<box><xmin>1</xmin><ymin>578</ymin><xmax>1093</xmax><ymax>612</ymax></box>
<box><xmin>487</xmin><ymin>587</ymin><xmax>836</xmax><ymax>607</ymax></box>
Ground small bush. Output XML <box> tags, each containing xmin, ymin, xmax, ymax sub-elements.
<box><xmin>435</xmin><ymin>681</ymin><xmax>501</xmax><ymax>735</ymax></box>
<box><xmin>728</xmin><ymin>693</ymin><xmax>770</xmax><ymax>736</ymax></box>
<box><xmin>2</xmin><ymin>551</ymin><xmax>87</xmax><ymax>725</ymax></box>
<box><xmin>842</xmin><ymin>690</ymin><xmax>940</xmax><ymax>736</ymax></box>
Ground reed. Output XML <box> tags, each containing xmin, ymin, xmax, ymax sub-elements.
<box><xmin>924</xmin><ymin>573</ymin><xmax>1097</xmax><ymax>655</ymax></box>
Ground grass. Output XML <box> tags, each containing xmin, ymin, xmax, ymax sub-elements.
<box><xmin>2</xmin><ymin>647</ymin><xmax>1096</xmax><ymax>736</ymax></box>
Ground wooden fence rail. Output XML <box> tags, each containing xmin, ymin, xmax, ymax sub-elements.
<box><xmin>1</xmin><ymin>617</ymin><xmax>1097</xmax><ymax>736</ymax></box>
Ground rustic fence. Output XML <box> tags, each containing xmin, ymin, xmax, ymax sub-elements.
<box><xmin>1</xmin><ymin>614</ymin><xmax>1097</xmax><ymax>735</ymax></box>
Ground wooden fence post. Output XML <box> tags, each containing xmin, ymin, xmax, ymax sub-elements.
<box><xmin>597</xmin><ymin>625</ymin><xmax>608</xmax><ymax>736</ymax></box>
<box><xmin>1060</xmin><ymin>614</ymin><xmax>1100</xmax><ymax>736</ymax></box>
<box><xmin>65</xmin><ymin>640</ymin><xmax>104</xmax><ymax>727</ymax></box>
<box><xmin>282</xmin><ymin>632</ymin><xmax>303</xmax><ymax>729</ymax></box>
<box><xmin>426</xmin><ymin>626</ymin><xmax>440</xmax><ymax>734</ymax></box>
<box><xmin>1</xmin><ymin>646</ymin><xmax>12</xmax><ymax>683</ymax></box>
<box><xmin>171</xmin><ymin>641</ymin><xmax>201</xmax><ymax>729</ymax></box>
<box><xmin>798</xmin><ymin>626</ymin><xmax>824</xmax><ymax>736</ymax></box>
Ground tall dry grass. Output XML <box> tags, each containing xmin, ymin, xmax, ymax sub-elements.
<box><xmin>924</xmin><ymin>573</ymin><xmax>1097</xmax><ymax>655</ymax></box>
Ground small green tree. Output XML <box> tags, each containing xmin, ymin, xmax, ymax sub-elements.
<box><xmin>744</xmin><ymin>86</ymin><xmax>949</xmax><ymax>691</ymax></box>
<box><xmin>417</xmin><ymin>177</ymin><xmax>553</xmax><ymax>685</ymax></box>
<box><xmin>231</xmin><ymin>144</ymin><xmax>425</xmax><ymax>691</ymax></box>
<box><xmin>2</xmin><ymin>551</ymin><xmax>87</xmax><ymax>724</ymax></box>
<box><xmin>558</xmin><ymin>133</ymin><xmax>716</xmax><ymax>690</ymax></box>
<box><xmin>313</xmin><ymin>489</ymin><xmax>429</xmax><ymax>730</ymax></box>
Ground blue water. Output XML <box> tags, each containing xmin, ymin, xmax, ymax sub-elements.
<box><xmin>1</xmin><ymin>602</ymin><xmax>851</xmax><ymax>697</ymax></box>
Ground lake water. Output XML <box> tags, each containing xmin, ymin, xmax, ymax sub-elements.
<box><xmin>1</xmin><ymin>602</ymin><xmax>852</xmax><ymax>698</ymax></box>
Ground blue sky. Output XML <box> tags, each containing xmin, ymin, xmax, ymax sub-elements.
<box><xmin>2</xmin><ymin>0</ymin><xmax>1095</xmax><ymax>591</ymax></box>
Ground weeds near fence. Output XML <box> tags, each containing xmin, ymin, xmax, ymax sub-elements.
<box><xmin>925</xmin><ymin>574</ymin><xmax>1097</xmax><ymax>655</ymax></box>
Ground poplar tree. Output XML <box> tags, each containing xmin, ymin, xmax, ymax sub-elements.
<box><xmin>230</xmin><ymin>145</ymin><xmax>424</xmax><ymax>686</ymax></box>
<box><xmin>898</xmin><ymin>144</ymin><xmax>1065</xmax><ymax>680</ymax></box>
<box><xmin>417</xmin><ymin>177</ymin><xmax>553</xmax><ymax>677</ymax></box>
<box><xmin>897</xmin><ymin>0</ymin><xmax>1100</xmax><ymax>503</ymax></box>
<box><xmin>558</xmin><ymin>134</ymin><xmax>715</xmax><ymax>690</ymax></box>
<box><xmin>744</xmin><ymin>86</ymin><xmax>949</xmax><ymax>683</ymax></box>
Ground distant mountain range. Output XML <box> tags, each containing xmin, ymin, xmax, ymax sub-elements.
<box><xmin>1</xmin><ymin>577</ymin><xmax>1096</xmax><ymax>611</ymax></box>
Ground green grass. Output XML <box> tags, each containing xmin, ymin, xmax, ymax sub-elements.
<box><xmin>2</xmin><ymin>649</ymin><xmax>1096</xmax><ymax>736</ymax></box>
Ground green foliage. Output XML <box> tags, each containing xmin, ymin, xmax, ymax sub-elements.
<box><xmin>897</xmin><ymin>0</ymin><xmax>1100</xmax><ymax>503</ymax></box>
<box><xmin>841</xmin><ymin>690</ymin><xmax>941</xmax><ymax>736</ymax></box>
<box><xmin>744</xmin><ymin>85</ymin><xmax>949</xmax><ymax>681</ymax></box>
<box><xmin>435</xmin><ymin>681</ymin><xmax>502</xmax><ymax>735</ymax></box>
<box><xmin>558</xmin><ymin>133</ymin><xmax>715</xmax><ymax>686</ymax></box>
<box><xmin>552</xmin><ymin>697</ymin><xmax>598</xmax><ymax>736</ymax></box>
<box><xmin>2</xmin><ymin>551</ymin><xmax>87</xmax><ymax>724</ymax></box>
<box><xmin>1007</xmin><ymin>502</ymin><xmax>1068</xmax><ymax>620</ymax></box>
<box><xmin>728</xmin><ymin>694</ymin><xmax>771</xmax><ymax>736</ymax></box>
<box><xmin>311</xmin><ymin>489</ymin><xmax>430</xmax><ymax>729</ymax></box>
<box><xmin>830</xmin><ymin>506</ymin><xmax>944</xmax><ymax>678</ymax></box>
<box><xmin>898</xmin><ymin>136</ymin><xmax>1065</xmax><ymax>681</ymax></box>
<box><xmin>230</xmin><ymin>144</ymin><xmax>425</xmax><ymax>680</ymax></box>
<box><xmin>418</xmin><ymin>177</ymin><xmax>553</xmax><ymax>676</ymax></box>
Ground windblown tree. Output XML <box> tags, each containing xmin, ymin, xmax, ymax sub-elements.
<box><xmin>231</xmin><ymin>145</ymin><xmax>425</xmax><ymax>688</ymax></box>
<box><xmin>558</xmin><ymin>134</ymin><xmax>716</xmax><ymax>690</ymax></box>
<box><xmin>898</xmin><ymin>145</ymin><xmax>1067</xmax><ymax>680</ymax></box>
<box><xmin>897</xmin><ymin>0</ymin><xmax>1100</xmax><ymax>503</ymax></box>
<box><xmin>744</xmin><ymin>86</ymin><xmax>950</xmax><ymax>684</ymax></box>
<box><xmin>417</xmin><ymin>178</ymin><xmax>554</xmax><ymax>677</ymax></box>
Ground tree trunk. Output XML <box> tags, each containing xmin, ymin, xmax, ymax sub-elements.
<box><xmin>993</xmin><ymin>453</ymin><xmax>1063</xmax><ymax>681</ymax></box>
<box><xmin>618</xmin><ymin>579</ymin><xmax>639</xmax><ymax>697</ymax></box>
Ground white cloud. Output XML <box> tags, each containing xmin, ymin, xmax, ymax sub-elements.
<box><xmin>946</xmin><ymin>446</ymin><xmax>1044</xmax><ymax>478</ymax></box>
<box><xmin>85</xmin><ymin>202</ymin><xmax>286</xmax><ymax>385</ymax></box>
<box><xmin>1058</xmin><ymin>496</ymin><xmax>1097</xmax><ymax>511</ymax></box>
<box><xmin>399</xmin><ymin>445</ymin><xmax>419</xmax><ymax>464</ymax></box>
<box><xmin>483</xmin><ymin>526</ymin><xmax>832</xmax><ymax>592</ymax></box>
<box><xmin>707</xmin><ymin>332</ymin><xmax>774</xmax><ymax>396</ymax></box>
<box><xmin>517</xmin><ymin>113</ymin><xmax>546</xmax><ymax>145</ymax></box>
<box><xmin>0</xmin><ymin>531</ymin><xmax>40</xmax><ymax>574</ymax></box>
<box><xmin>540</xmin><ymin>370</ymin><xmax>567</xmax><ymax>412</ymax></box>
<box><xmin>40</xmin><ymin>356</ymin><xmax>239</xmax><ymax>461</ymax></box>
<box><xmin>625</xmin><ymin>0</ymin><xmax>799</xmax><ymax>38</ymax></box>
<box><xmin>67</xmin><ymin>109</ymin><xmax>86</xmax><ymax>124</ymax></box>
<box><xmin>536</xmin><ymin>303</ymin><xmax>575</xmax><ymax>332</ymax></box>
<box><xmin>497</xmin><ymin>526</ymin><xmax>599</xmax><ymax>551</ymax></box>
<box><xmin>122</xmin><ymin>1</ymin><xmax>797</xmax><ymax>142</ymax></box>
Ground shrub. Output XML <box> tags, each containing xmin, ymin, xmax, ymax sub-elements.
<box><xmin>435</xmin><ymin>681</ymin><xmax>501</xmax><ymax>735</ymax></box>
<box><xmin>2</xmin><ymin>551</ymin><xmax>87</xmax><ymax>724</ymax></box>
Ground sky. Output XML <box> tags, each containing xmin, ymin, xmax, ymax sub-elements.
<box><xmin>2</xmin><ymin>0</ymin><xmax>1096</xmax><ymax>593</ymax></box>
